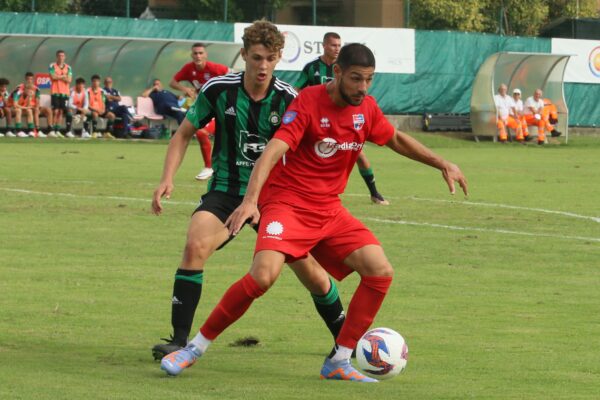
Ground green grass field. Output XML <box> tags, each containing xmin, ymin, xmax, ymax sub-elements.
<box><xmin>1</xmin><ymin>134</ymin><xmax>599</xmax><ymax>399</ymax></box>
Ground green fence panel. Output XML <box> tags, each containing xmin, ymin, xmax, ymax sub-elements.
<box><xmin>564</xmin><ymin>83</ymin><xmax>600</xmax><ymax>127</ymax></box>
<box><xmin>0</xmin><ymin>12</ymin><xmax>233</xmax><ymax>42</ymax></box>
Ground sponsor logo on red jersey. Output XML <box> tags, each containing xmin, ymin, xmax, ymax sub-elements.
<box><xmin>352</xmin><ymin>113</ymin><xmax>365</xmax><ymax>131</ymax></box>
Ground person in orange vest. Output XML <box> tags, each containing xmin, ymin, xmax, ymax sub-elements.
<box><xmin>522</xmin><ymin>89</ymin><xmax>548</xmax><ymax>145</ymax></box>
<box><xmin>15</xmin><ymin>72</ymin><xmax>54</xmax><ymax>137</ymax></box>
<box><xmin>0</xmin><ymin>77</ymin><xmax>14</xmax><ymax>137</ymax></box>
<box><xmin>49</xmin><ymin>50</ymin><xmax>72</xmax><ymax>137</ymax></box>
<box><xmin>88</xmin><ymin>74</ymin><xmax>116</xmax><ymax>139</ymax></box>
<box><xmin>494</xmin><ymin>83</ymin><xmax>522</xmax><ymax>142</ymax></box>
<box><xmin>12</xmin><ymin>84</ymin><xmax>37</xmax><ymax>137</ymax></box>
<box><xmin>542</xmin><ymin>98</ymin><xmax>562</xmax><ymax>137</ymax></box>
<box><xmin>67</xmin><ymin>77</ymin><xmax>92</xmax><ymax>138</ymax></box>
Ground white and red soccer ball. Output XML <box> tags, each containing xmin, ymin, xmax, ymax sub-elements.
<box><xmin>355</xmin><ymin>327</ymin><xmax>408</xmax><ymax>380</ymax></box>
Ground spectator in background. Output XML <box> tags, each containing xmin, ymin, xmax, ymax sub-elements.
<box><xmin>170</xmin><ymin>43</ymin><xmax>230</xmax><ymax>181</ymax></box>
<box><xmin>14</xmin><ymin>72</ymin><xmax>54</xmax><ymax>137</ymax></box>
<box><xmin>88</xmin><ymin>74</ymin><xmax>116</xmax><ymax>139</ymax></box>
<box><xmin>142</xmin><ymin>79</ymin><xmax>185</xmax><ymax>124</ymax></box>
<box><xmin>494</xmin><ymin>83</ymin><xmax>522</xmax><ymax>142</ymax></box>
<box><xmin>542</xmin><ymin>98</ymin><xmax>562</xmax><ymax>137</ymax></box>
<box><xmin>49</xmin><ymin>50</ymin><xmax>72</xmax><ymax>137</ymax></box>
<box><xmin>523</xmin><ymin>89</ymin><xmax>548</xmax><ymax>145</ymax></box>
<box><xmin>103</xmin><ymin>76</ymin><xmax>131</xmax><ymax>138</ymax></box>
<box><xmin>66</xmin><ymin>77</ymin><xmax>91</xmax><ymax>139</ymax></box>
<box><xmin>12</xmin><ymin>84</ymin><xmax>37</xmax><ymax>138</ymax></box>
<box><xmin>0</xmin><ymin>77</ymin><xmax>14</xmax><ymax>137</ymax></box>
<box><xmin>510</xmin><ymin>88</ymin><xmax>531</xmax><ymax>142</ymax></box>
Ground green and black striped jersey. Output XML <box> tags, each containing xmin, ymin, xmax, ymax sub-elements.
<box><xmin>186</xmin><ymin>72</ymin><xmax>297</xmax><ymax>196</ymax></box>
<box><xmin>295</xmin><ymin>57</ymin><xmax>334</xmax><ymax>89</ymax></box>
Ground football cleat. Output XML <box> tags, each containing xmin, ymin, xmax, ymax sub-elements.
<box><xmin>370</xmin><ymin>193</ymin><xmax>390</xmax><ymax>206</ymax></box>
<box><xmin>551</xmin><ymin>129</ymin><xmax>562</xmax><ymax>137</ymax></box>
<box><xmin>81</xmin><ymin>130</ymin><xmax>92</xmax><ymax>139</ymax></box>
<box><xmin>160</xmin><ymin>343</ymin><xmax>203</xmax><ymax>376</ymax></box>
<box><xmin>6</xmin><ymin>131</ymin><xmax>16</xmax><ymax>137</ymax></box>
<box><xmin>17</xmin><ymin>131</ymin><xmax>28</xmax><ymax>138</ymax></box>
<box><xmin>195</xmin><ymin>167</ymin><xmax>214</xmax><ymax>181</ymax></box>
<box><xmin>65</xmin><ymin>131</ymin><xmax>75</xmax><ymax>138</ymax></box>
<box><xmin>152</xmin><ymin>336</ymin><xmax>185</xmax><ymax>361</ymax></box>
<box><xmin>319</xmin><ymin>358</ymin><xmax>378</xmax><ymax>382</ymax></box>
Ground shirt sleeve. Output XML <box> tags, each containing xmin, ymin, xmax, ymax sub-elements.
<box><xmin>173</xmin><ymin>64</ymin><xmax>188</xmax><ymax>82</ymax></box>
<box><xmin>216</xmin><ymin>63</ymin><xmax>229</xmax><ymax>76</ymax></box>
<box><xmin>273</xmin><ymin>93</ymin><xmax>310</xmax><ymax>151</ymax></box>
<box><xmin>367</xmin><ymin>101</ymin><xmax>395</xmax><ymax>146</ymax></box>
<box><xmin>185</xmin><ymin>90</ymin><xmax>214</xmax><ymax>129</ymax></box>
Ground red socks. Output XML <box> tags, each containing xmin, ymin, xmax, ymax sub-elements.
<box><xmin>200</xmin><ymin>273</ymin><xmax>265</xmax><ymax>340</ymax></box>
<box><xmin>196</xmin><ymin>129</ymin><xmax>212</xmax><ymax>168</ymax></box>
<box><xmin>335</xmin><ymin>275</ymin><xmax>392</xmax><ymax>349</ymax></box>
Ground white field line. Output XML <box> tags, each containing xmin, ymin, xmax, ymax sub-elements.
<box><xmin>406</xmin><ymin>196</ymin><xmax>600</xmax><ymax>224</ymax></box>
<box><xmin>361</xmin><ymin>217</ymin><xmax>600</xmax><ymax>243</ymax></box>
<box><xmin>343</xmin><ymin>193</ymin><xmax>600</xmax><ymax>224</ymax></box>
<box><xmin>2</xmin><ymin>187</ymin><xmax>599</xmax><ymax>243</ymax></box>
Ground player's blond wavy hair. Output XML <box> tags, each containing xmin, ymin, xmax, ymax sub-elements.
<box><xmin>242</xmin><ymin>20</ymin><xmax>285</xmax><ymax>53</ymax></box>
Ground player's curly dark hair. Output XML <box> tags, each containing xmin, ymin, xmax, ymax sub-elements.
<box><xmin>0</xmin><ymin>77</ymin><xmax>9</xmax><ymax>86</ymax></box>
<box><xmin>242</xmin><ymin>20</ymin><xmax>285</xmax><ymax>53</ymax></box>
<box><xmin>337</xmin><ymin>43</ymin><xmax>376</xmax><ymax>70</ymax></box>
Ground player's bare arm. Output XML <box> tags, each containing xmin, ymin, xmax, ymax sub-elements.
<box><xmin>152</xmin><ymin>118</ymin><xmax>197</xmax><ymax>215</ymax></box>
<box><xmin>386</xmin><ymin>129</ymin><xmax>468</xmax><ymax>196</ymax></box>
<box><xmin>225</xmin><ymin>138</ymin><xmax>290</xmax><ymax>235</ymax></box>
<box><xmin>169</xmin><ymin>78</ymin><xmax>196</xmax><ymax>99</ymax></box>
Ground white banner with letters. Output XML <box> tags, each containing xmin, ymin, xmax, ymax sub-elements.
<box><xmin>234</xmin><ymin>23</ymin><xmax>415</xmax><ymax>74</ymax></box>
<box><xmin>552</xmin><ymin>38</ymin><xmax>600</xmax><ymax>84</ymax></box>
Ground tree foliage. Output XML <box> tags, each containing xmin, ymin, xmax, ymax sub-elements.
<box><xmin>410</xmin><ymin>0</ymin><xmax>599</xmax><ymax>36</ymax></box>
<box><xmin>179</xmin><ymin>0</ymin><xmax>289</xmax><ymax>22</ymax></box>
<box><xmin>0</xmin><ymin>0</ymin><xmax>70</xmax><ymax>13</ymax></box>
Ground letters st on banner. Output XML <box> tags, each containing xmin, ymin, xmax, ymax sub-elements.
<box><xmin>234</xmin><ymin>23</ymin><xmax>415</xmax><ymax>75</ymax></box>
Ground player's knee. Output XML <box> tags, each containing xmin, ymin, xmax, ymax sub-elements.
<box><xmin>183</xmin><ymin>237</ymin><xmax>213</xmax><ymax>262</ymax></box>
<box><xmin>369</xmin><ymin>260</ymin><xmax>394</xmax><ymax>277</ymax></box>
<box><xmin>249</xmin><ymin>263</ymin><xmax>279</xmax><ymax>291</ymax></box>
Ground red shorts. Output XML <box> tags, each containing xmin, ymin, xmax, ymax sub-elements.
<box><xmin>255</xmin><ymin>202</ymin><xmax>380</xmax><ymax>281</ymax></box>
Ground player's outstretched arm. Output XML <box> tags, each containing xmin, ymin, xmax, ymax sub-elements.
<box><xmin>151</xmin><ymin>119</ymin><xmax>197</xmax><ymax>215</ymax></box>
<box><xmin>169</xmin><ymin>78</ymin><xmax>196</xmax><ymax>99</ymax></box>
<box><xmin>386</xmin><ymin>129</ymin><xmax>468</xmax><ymax>196</ymax></box>
<box><xmin>225</xmin><ymin>138</ymin><xmax>290</xmax><ymax>235</ymax></box>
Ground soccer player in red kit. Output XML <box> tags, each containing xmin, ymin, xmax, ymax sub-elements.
<box><xmin>170</xmin><ymin>43</ymin><xmax>230</xmax><ymax>181</ymax></box>
<box><xmin>160</xmin><ymin>43</ymin><xmax>468</xmax><ymax>382</ymax></box>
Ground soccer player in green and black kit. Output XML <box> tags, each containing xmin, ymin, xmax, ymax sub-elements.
<box><xmin>151</xmin><ymin>20</ymin><xmax>347</xmax><ymax>360</ymax></box>
<box><xmin>296</xmin><ymin>32</ymin><xmax>389</xmax><ymax>205</ymax></box>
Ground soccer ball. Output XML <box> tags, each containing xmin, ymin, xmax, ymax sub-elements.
<box><xmin>355</xmin><ymin>327</ymin><xmax>408</xmax><ymax>380</ymax></box>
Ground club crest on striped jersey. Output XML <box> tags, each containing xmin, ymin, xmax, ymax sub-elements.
<box><xmin>269</xmin><ymin>111</ymin><xmax>281</xmax><ymax>126</ymax></box>
<box><xmin>353</xmin><ymin>114</ymin><xmax>365</xmax><ymax>131</ymax></box>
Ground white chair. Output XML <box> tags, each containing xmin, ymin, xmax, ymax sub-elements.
<box><xmin>136</xmin><ymin>97</ymin><xmax>164</xmax><ymax>121</ymax></box>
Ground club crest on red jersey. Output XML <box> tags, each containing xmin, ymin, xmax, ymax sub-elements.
<box><xmin>353</xmin><ymin>114</ymin><xmax>365</xmax><ymax>131</ymax></box>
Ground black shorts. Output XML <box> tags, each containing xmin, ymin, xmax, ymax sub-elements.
<box><xmin>193</xmin><ymin>190</ymin><xmax>257</xmax><ymax>250</ymax></box>
<box><xmin>51</xmin><ymin>95</ymin><xmax>68</xmax><ymax>110</ymax></box>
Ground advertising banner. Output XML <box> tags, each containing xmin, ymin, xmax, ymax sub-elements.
<box><xmin>234</xmin><ymin>23</ymin><xmax>415</xmax><ymax>74</ymax></box>
<box><xmin>552</xmin><ymin>38</ymin><xmax>600</xmax><ymax>84</ymax></box>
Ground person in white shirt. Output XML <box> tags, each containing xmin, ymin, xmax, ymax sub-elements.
<box><xmin>523</xmin><ymin>88</ymin><xmax>547</xmax><ymax>145</ymax></box>
<box><xmin>510</xmin><ymin>88</ymin><xmax>531</xmax><ymax>142</ymax></box>
<box><xmin>493</xmin><ymin>83</ymin><xmax>522</xmax><ymax>142</ymax></box>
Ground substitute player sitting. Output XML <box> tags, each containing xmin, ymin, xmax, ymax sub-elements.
<box><xmin>161</xmin><ymin>43</ymin><xmax>468</xmax><ymax>382</ymax></box>
<box><xmin>523</xmin><ymin>89</ymin><xmax>547</xmax><ymax>145</ymax></box>
<box><xmin>151</xmin><ymin>20</ymin><xmax>348</xmax><ymax>361</ymax></box>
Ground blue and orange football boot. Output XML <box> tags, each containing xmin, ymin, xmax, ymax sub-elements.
<box><xmin>319</xmin><ymin>358</ymin><xmax>378</xmax><ymax>383</ymax></box>
<box><xmin>160</xmin><ymin>344</ymin><xmax>203</xmax><ymax>376</ymax></box>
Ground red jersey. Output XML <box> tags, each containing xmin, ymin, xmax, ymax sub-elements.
<box><xmin>260</xmin><ymin>84</ymin><xmax>395</xmax><ymax>210</ymax></box>
<box><xmin>173</xmin><ymin>61</ymin><xmax>229</xmax><ymax>92</ymax></box>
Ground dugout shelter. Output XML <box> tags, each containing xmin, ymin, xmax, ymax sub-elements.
<box><xmin>0</xmin><ymin>34</ymin><xmax>246</xmax><ymax>97</ymax></box>
<box><xmin>470</xmin><ymin>52</ymin><xmax>571</xmax><ymax>143</ymax></box>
